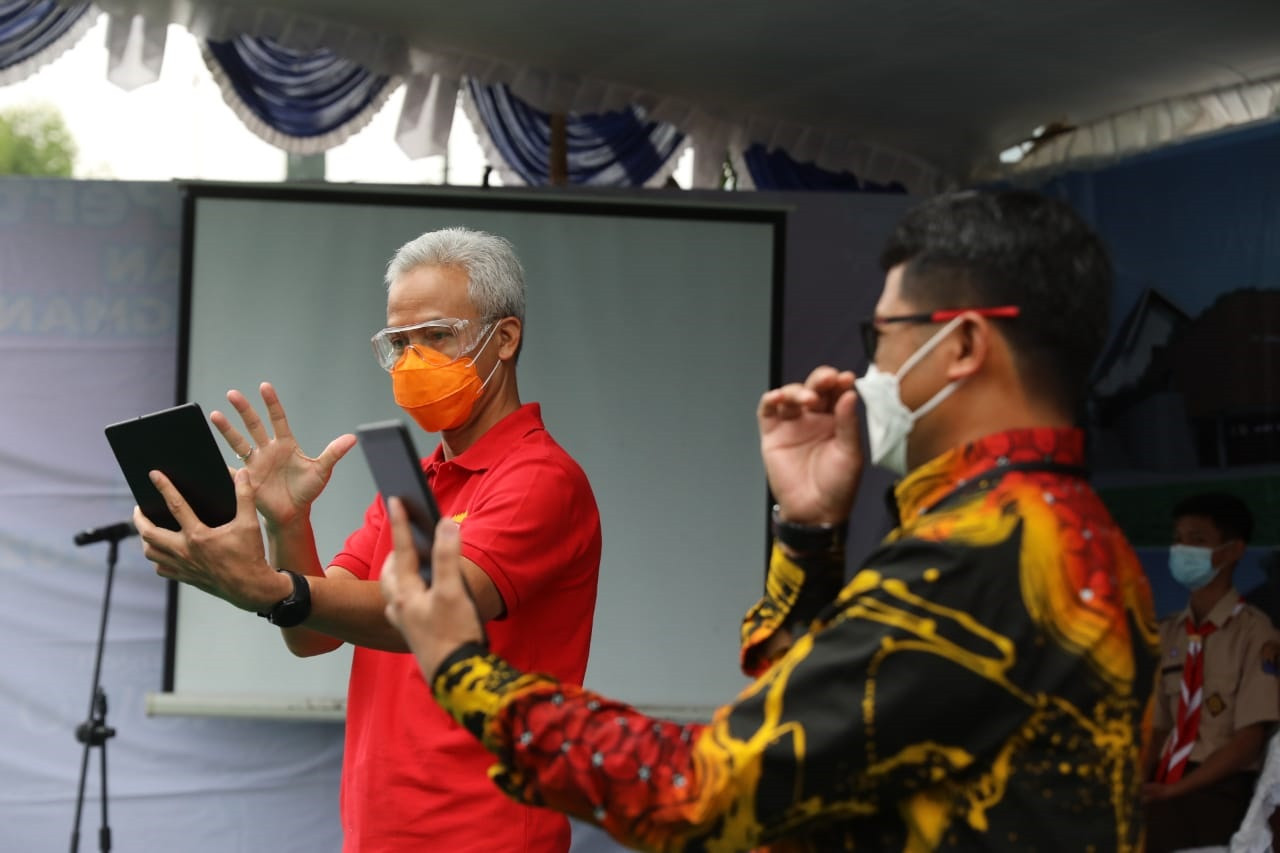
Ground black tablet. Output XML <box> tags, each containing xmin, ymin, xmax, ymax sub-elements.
<box><xmin>356</xmin><ymin>419</ymin><xmax>440</xmax><ymax>584</ymax></box>
<box><xmin>105</xmin><ymin>402</ymin><xmax>237</xmax><ymax>531</ymax></box>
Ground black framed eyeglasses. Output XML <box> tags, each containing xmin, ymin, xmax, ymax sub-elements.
<box><xmin>859</xmin><ymin>306</ymin><xmax>1020</xmax><ymax>360</ymax></box>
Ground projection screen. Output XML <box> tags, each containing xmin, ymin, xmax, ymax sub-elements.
<box><xmin>148</xmin><ymin>183</ymin><xmax>783</xmax><ymax>721</ymax></box>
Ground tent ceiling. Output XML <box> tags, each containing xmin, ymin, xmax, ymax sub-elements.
<box><xmin>205</xmin><ymin>1</ymin><xmax>1280</xmax><ymax>178</ymax></box>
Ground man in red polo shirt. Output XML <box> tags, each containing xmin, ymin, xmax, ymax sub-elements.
<box><xmin>136</xmin><ymin>227</ymin><xmax>602</xmax><ymax>852</ymax></box>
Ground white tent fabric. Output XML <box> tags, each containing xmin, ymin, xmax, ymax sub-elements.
<box><xmin>103</xmin><ymin>10</ymin><xmax>165</xmax><ymax>90</ymax></box>
<box><xmin>1003</xmin><ymin>74</ymin><xmax>1280</xmax><ymax>179</ymax></box>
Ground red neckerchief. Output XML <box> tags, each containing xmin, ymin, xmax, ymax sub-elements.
<box><xmin>1156</xmin><ymin>598</ymin><xmax>1244</xmax><ymax>783</ymax></box>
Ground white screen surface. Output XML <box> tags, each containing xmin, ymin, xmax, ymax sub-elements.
<box><xmin>166</xmin><ymin>185</ymin><xmax>781</xmax><ymax>719</ymax></box>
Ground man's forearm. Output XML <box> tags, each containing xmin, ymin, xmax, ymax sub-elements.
<box><xmin>296</xmin><ymin>575</ymin><xmax>409</xmax><ymax>653</ymax></box>
<box><xmin>432</xmin><ymin>646</ymin><xmax>722</xmax><ymax>852</ymax></box>
<box><xmin>430</xmin><ymin>629</ymin><xmax>881</xmax><ymax>853</ymax></box>
<box><xmin>266</xmin><ymin>516</ymin><xmax>325</xmax><ymax>580</ymax></box>
<box><xmin>265</xmin><ymin>520</ymin><xmax>409</xmax><ymax>655</ymax></box>
<box><xmin>1178</xmin><ymin>723</ymin><xmax>1268</xmax><ymax>793</ymax></box>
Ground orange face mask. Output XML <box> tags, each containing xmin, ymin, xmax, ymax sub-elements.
<box><xmin>391</xmin><ymin>330</ymin><xmax>500</xmax><ymax>433</ymax></box>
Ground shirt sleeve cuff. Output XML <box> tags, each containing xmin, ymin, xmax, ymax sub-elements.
<box><xmin>739</xmin><ymin>542</ymin><xmax>844</xmax><ymax>677</ymax></box>
<box><xmin>432</xmin><ymin>642</ymin><xmax>525</xmax><ymax>745</ymax></box>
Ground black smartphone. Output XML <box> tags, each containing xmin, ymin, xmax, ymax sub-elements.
<box><xmin>104</xmin><ymin>402</ymin><xmax>237</xmax><ymax>531</ymax></box>
<box><xmin>356</xmin><ymin>420</ymin><xmax>440</xmax><ymax>584</ymax></box>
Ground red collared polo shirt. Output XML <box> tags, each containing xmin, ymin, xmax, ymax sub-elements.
<box><xmin>332</xmin><ymin>403</ymin><xmax>602</xmax><ymax>852</ymax></box>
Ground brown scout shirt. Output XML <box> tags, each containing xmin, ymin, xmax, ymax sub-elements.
<box><xmin>1155</xmin><ymin>588</ymin><xmax>1280</xmax><ymax>769</ymax></box>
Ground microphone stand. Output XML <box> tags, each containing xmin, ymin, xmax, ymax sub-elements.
<box><xmin>70</xmin><ymin>533</ymin><xmax>126</xmax><ymax>853</ymax></box>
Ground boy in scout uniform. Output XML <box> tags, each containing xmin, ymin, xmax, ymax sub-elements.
<box><xmin>1144</xmin><ymin>492</ymin><xmax>1280</xmax><ymax>851</ymax></box>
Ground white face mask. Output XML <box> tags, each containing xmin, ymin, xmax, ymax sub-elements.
<box><xmin>853</xmin><ymin>315</ymin><xmax>967</xmax><ymax>475</ymax></box>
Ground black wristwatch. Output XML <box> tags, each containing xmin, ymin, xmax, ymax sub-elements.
<box><xmin>257</xmin><ymin>569</ymin><xmax>312</xmax><ymax>628</ymax></box>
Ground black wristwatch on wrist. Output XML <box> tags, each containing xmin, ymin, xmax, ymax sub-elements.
<box><xmin>771</xmin><ymin>505</ymin><xmax>848</xmax><ymax>555</ymax></box>
<box><xmin>257</xmin><ymin>569</ymin><xmax>312</xmax><ymax>628</ymax></box>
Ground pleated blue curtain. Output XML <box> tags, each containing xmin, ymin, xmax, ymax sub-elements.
<box><xmin>742</xmin><ymin>143</ymin><xmax>908</xmax><ymax>193</ymax></box>
<box><xmin>204</xmin><ymin>35</ymin><xmax>394</xmax><ymax>145</ymax></box>
<box><xmin>0</xmin><ymin>0</ymin><xmax>92</xmax><ymax>80</ymax></box>
<box><xmin>465</xmin><ymin>77</ymin><xmax>684</xmax><ymax>187</ymax></box>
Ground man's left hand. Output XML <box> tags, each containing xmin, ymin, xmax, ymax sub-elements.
<box><xmin>380</xmin><ymin>499</ymin><xmax>486</xmax><ymax>681</ymax></box>
<box><xmin>136</xmin><ymin>467</ymin><xmax>289</xmax><ymax>612</ymax></box>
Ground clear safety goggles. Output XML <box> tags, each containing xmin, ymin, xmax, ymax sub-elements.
<box><xmin>370</xmin><ymin>317</ymin><xmax>493</xmax><ymax>372</ymax></box>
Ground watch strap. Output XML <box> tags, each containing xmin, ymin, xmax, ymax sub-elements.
<box><xmin>770</xmin><ymin>504</ymin><xmax>847</xmax><ymax>556</ymax></box>
<box><xmin>257</xmin><ymin>568</ymin><xmax>312</xmax><ymax>628</ymax></box>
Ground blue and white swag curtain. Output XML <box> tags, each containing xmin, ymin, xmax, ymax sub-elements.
<box><xmin>198</xmin><ymin>37</ymin><xmax>689</xmax><ymax>186</ymax></box>
<box><xmin>462</xmin><ymin>77</ymin><xmax>686</xmax><ymax>188</ymax></box>
<box><xmin>198</xmin><ymin>34</ymin><xmax>689</xmax><ymax>185</ymax></box>
<box><xmin>0</xmin><ymin>0</ymin><xmax>94</xmax><ymax>85</ymax></box>
<box><xmin>18</xmin><ymin>2</ymin><xmax>936</xmax><ymax>191</ymax></box>
<box><xmin>202</xmin><ymin>34</ymin><xmax>396</xmax><ymax>154</ymax></box>
<box><xmin>0</xmin><ymin>0</ymin><xmax>688</xmax><ymax>185</ymax></box>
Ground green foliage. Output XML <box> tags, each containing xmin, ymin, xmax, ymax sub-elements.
<box><xmin>0</xmin><ymin>103</ymin><xmax>77</xmax><ymax>177</ymax></box>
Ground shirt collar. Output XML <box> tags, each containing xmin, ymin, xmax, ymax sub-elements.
<box><xmin>426</xmin><ymin>403</ymin><xmax>545</xmax><ymax>474</ymax></box>
<box><xmin>1182</xmin><ymin>587</ymin><xmax>1243</xmax><ymax>629</ymax></box>
<box><xmin>893</xmin><ymin>427</ymin><xmax>1086</xmax><ymax>521</ymax></box>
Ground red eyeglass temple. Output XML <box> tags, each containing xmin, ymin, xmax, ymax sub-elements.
<box><xmin>928</xmin><ymin>306</ymin><xmax>1021</xmax><ymax>321</ymax></box>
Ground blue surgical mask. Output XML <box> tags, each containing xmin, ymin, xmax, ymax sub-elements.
<box><xmin>1168</xmin><ymin>544</ymin><xmax>1225</xmax><ymax>591</ymax></box>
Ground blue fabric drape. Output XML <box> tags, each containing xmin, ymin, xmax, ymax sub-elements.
<box><xmin>0</xmin><ymin>0</ymin><xmax>90</xmax><ymax>75</ymax></box>
<box><xmin>466</xmin><ymin>78</ymin><xmax>684</xmax><ymax>187</ymax></box>
<box><xmin>204</xmin><ymin>36</ymin><xmax>392</xmax><ymax>140</ymax></box>
<box><xmin>742</xmin><ymin>143</ymin><xmax>907</xmax><ymax>193</ymax></box>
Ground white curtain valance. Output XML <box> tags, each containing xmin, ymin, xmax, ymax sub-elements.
<box><xmin>990</xmin><ymin>74</ymin><xmax>1280</xmax><ymax>181</ymax></box>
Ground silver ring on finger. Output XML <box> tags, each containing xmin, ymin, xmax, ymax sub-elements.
<box><xmin>237</xmin><ymin>447</ymin><xmax>254</xmax><ymax>463</ymax></box>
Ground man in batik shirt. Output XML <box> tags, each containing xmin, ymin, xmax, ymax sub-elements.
<box><xmin>381</xmin><ymin>190</ymin><xmax>1160</xmax><ymax>851</ymax></box>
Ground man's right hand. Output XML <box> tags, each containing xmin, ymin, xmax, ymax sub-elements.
<box><xmin>757</xmin><ymin>366</ymin><xmax>863</xmax><ymax>526</ymax></box>
<box><xmin>211</xmin><ymin>381</ymin><xmax>357</xmax><ymax>531</ymax></box>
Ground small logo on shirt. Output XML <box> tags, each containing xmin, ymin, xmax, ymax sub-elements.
<box><xmin>1262</xmin><ymin>642</ymin><xmax>1280</xmax><ymax>676</ymax></box>
<box><xmin>1205</xmin><ymin>693</ymin><xmax>1227</xmax><ymax>716</ymax></box>
<box><xmin>451</xmin><ymin>511</ymin><xmax>467</xmax><ymax>524</ymax></box>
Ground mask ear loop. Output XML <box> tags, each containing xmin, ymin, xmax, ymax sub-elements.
<box><xmin>477</xmin><ymin>357</ymin><xmax>502</xmax><ymax>393</ymax></box>
<box><xmin>890</xmin><ymin>313</ymin><xmax>970</xmax><ymax>426</ymax></box>
<box><xmin>457</xmin><ymin>321</ymin><xmax>501</xmax><ymax>368</ymax></box>
<box><xmin>893</xmin><ymin>313</ymin><xmax>968</xmax><ymax>380</ymax></box>
<box><xmin>909</xmin><ymin>374</ymin><xmax>960</xmax><ymax>424</ymax></box>
<box><xmin>1208</xmin><ymin>540</ymin><xmax>1239</xmax><ymax>574</ymax></box>
<box><xmin>465</xmin><ymin>321</ymin><xmax>504</xmax><ymax>395</ymax></box>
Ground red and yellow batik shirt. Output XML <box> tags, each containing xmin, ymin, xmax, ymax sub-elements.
<box><xmin>433</xmin><ymin>427</ymin><xmax>1159</xmax><ymax>851</ymax></box>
